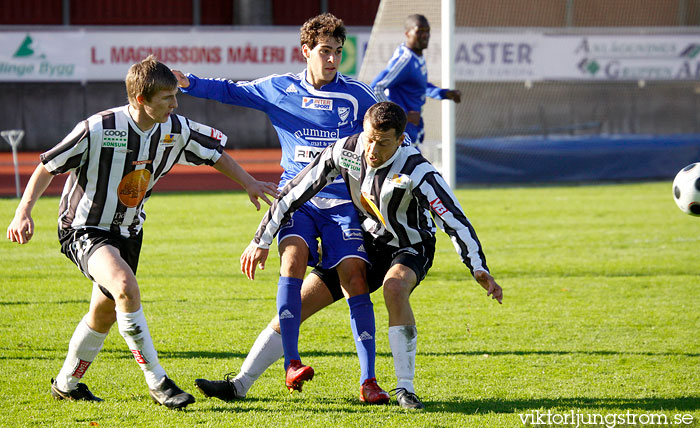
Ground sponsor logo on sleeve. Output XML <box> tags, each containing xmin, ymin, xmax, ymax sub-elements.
<box><xmin>302</xmin><ymin>97</ymin><xmax>333</xmax><ymax>111</ymax></box>
<box><xmin>339</xmin><ymin>149</ymin><xmax>361</xmax><ymax>172</ymax></box>
<box><xmin>430</xmin><ymin>197</ymin><xmax>449</xmax><ymax>216</ymax></box>
<box><xmin>102</xmin><ymin>129</ymin><xmax>127</xmax><ymax>148</ymax></box>
<box><xmin>189</xmin><ymin>121</ymin><xmax>224</xmax><ymax>141</ymax></box>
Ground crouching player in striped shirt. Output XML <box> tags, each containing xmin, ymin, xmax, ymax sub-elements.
<box><xmin>241</xmin><ymin>101</ymin><xmax>503</xmax><ymax>410</ymax></box>
<box><xmin>6</xmin><ymin>55</ymin><xmax>278</xmax><ymax>409</ymax></box>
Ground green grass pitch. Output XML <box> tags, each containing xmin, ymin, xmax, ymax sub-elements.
<box><xmin>1</xmin><ymin>181</ymin><xmax>698</xmax><ymax>428</ymax></box>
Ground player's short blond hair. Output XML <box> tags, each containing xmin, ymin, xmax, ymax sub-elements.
<box><xmin>300</xmin><ymin>13</ymin><xmax>346</xmax><ymax>49</ymax></box>
<box><xmin>125</xmin><ymin>55</ymin><xmax>177</xmax><ymax>105</ymax></box>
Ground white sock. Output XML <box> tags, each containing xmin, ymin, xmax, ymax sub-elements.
<box><xmin>388</xmin><ymin>325</ymin><xmax>418</xmax><ymax>393</ymax></box>
<box><xmin>235</xmin><ymin>326</ymin><xmax>283</xmax><ymax>396</ymax></box>
<box><xmin>116</xmin><ymin>307</ymin><xmax>166</xmax><ymax>389</ymax></box>
<box><xmin>55</xmin><ymin>315</ymin><xmax>108</xmax><ymax>392</ymax></box>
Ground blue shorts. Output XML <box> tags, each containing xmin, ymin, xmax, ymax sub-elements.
<box><xmin>278</xmin><ymin>200</ymin><xmax>368</xmax><ymax>269</ymax></box>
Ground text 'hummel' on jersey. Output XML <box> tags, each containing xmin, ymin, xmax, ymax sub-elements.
<box><xmin>302</xmin><ymin>97</ymin><xmax>333</xmax><ymax>111</ymax></box>
<box><xmin>293</xmin><ymin>128</ymin><xmax>340</xmax><ymax>142</ymax></box>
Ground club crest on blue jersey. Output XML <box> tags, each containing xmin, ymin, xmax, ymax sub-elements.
<box><xmin>338</xmin><ymin>107</ymin><xmax>350</xmax><ymax>122</ymax></box>
<box><xmin>302</xmin><ymin>97</ymin><xmax>333</xmax><ymax>111</ymax></box>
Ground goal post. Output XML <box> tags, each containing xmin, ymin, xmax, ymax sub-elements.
<box><xmin>441</xmin><ymin>0</ymin><xmax>456</xmax><ymax>188</ymax></box>
<box><xmin>1</xmin><ymin>129</ymin><xmax>25</xmax><ymax>198</ymax></box>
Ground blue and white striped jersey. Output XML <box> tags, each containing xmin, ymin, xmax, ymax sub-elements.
<box><xmin>182</xmin><ymin>69</ymin><xmax>378</xmax><ymax>199</ymax></box>
<box><xmin>41</xmin><ymin>105</ymin><xmax>226</xmax><ymax>238</ymax></box>
<box><xmin>371</xmin><ymin>43</ymin><xmax>448</xmax><ymax>144</ymax></box>
<box><xmin>254</xmin><ymin>133</ymin><xmax>489</xmax><ymax>276</ymax></box>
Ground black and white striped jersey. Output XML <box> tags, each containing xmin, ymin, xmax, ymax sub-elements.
<box><xmin>254</xmin><ymin>133</ymin><xmax>489</xmax><ymax>275</ymax></box>
<box><xmin>41</xmin><ymin>105</ymin><xmax>226</xmax><ymax>238</ymax></box>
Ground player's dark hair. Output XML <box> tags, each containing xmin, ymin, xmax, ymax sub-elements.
<box><xmin>405</xmin><ymin>14</ymin><xmax>429</xmax><ymax>30</ymax></box>
<box><xmin>365</xmin><ymin>102</ymin><xmax>407</xmax><ymax>138</ymax></box>
<box><xmin>125</xmin><ymin>55</ymin><xmax>177</xmax><ymax>105</ymax></box>
<box><xmin>300</xmin><ymin>13</ymin><xmax>346</xmax><ymax>49</ymax></box>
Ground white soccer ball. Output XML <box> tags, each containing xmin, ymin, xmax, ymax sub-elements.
<box><xmin>672</xmin><ymin>163</ymin><xmax>700</xmax><ymax>216</ymax></box>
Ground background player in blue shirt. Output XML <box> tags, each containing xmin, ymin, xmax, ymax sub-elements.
<box><xmin>371</xmin><ymin>14</ymin><xmax>462</xmax><ymax>146</ymax></box>
<box><xmin>173</xmin><ymin>13</ymin><xmax>390</xmax><ymax>403</ymax></box>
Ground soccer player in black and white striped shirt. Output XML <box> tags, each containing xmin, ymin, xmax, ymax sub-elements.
<box><xmin>7</xmin><ymin>55</ymin><xmax>277</xmax><ymax>409</ymax></box>
<box><xmin>241</xmin><ymin>101</ymin><xmax>503</xmax><ymax>409</ymax></box>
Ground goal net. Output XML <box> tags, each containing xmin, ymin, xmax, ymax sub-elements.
<box><xmin>359</xmin><ymin>0</ymin><xmax>700</xmax><ymax>185</ymax></box>
<box><xmin>357</xmin><ymin>0</ymin><xmax>443</xmax><ymax>167</ymax></box>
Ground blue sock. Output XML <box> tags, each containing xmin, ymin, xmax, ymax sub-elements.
<box><xmin>347</xmin><ymin>293</ymin><xmax>376</xmax><ymax>383</ymax></box>
<box><xmin>277</xmin><ymin>276</ymin><xmax>303</xmax><ymax>368</ymax></box>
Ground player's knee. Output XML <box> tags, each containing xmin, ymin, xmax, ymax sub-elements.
<box><xmin>341</xmin><ymin>273</ymin><xmax>369</xmax><ymax>297</ymax></box>
<box><xmin>280</xmin><ymin>256</ymin><xmax>307</xmax><ymax>278</ymax></box>
<box><xmin>111</xmin><ymin>276</ymin><xmax>141</xmax><ymax>307</ymax></box>
<box><xmin>382</xmin><ymin>277</ymin><xmax>411</xmax><ymax>303</ymax></box>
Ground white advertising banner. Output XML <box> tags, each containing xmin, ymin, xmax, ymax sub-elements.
<box><xmin>0</xmin><ymin>29</ymin><xmax>698</xmax><ymax>82</ymax></box>
<box><xmin>541</xmin><ymin>34</ymin><xmax>700</xmax><ymax>81</ymax></box>
<box><xmin>0</xmin><ymin>30</ymin><xmax>370</xmax><ymax>82</ymax></box>
<box><xmin>453</xmin><ymin>31</ymin><xmax>543</xmax><ymax>81</ymax></box>
<box><xmin>453</xmin><ymin>31</ymin><xmax>700</xmax><ymax>81</ymax></box>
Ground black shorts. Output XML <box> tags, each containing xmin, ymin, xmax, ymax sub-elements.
<box><xmin>313</xmin><ymin>233</ymin><xmax>436</xmax><ymax>302</ymax></box>
<box><xmin>58</xmin><ymin>227</ymin><xmax>143</xmax><ymax>300</ymax></box>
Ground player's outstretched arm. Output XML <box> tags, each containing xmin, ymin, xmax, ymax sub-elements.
<box><xmin>474</xmin><ymin>270</ymin><xmax>503</xmax><ymax>304</ymax></box>
<box><xmin>171</xmin><ymin>70</ymin><xmax>190</xmax><ymax>88</ymax></box>
<box><xmin>213</xmin><ymin>152</ymin><xmax>278</xmax><ymax>211</ymax></box>
<box><xmin>7</xmin><ymin>163</ymin><xmax>54</xmax><ymax>244</ymax></box>
<box><xmin>240</xmin><ymin>242</ymin><xmax>269</xmax><ymax>280</ymax></box>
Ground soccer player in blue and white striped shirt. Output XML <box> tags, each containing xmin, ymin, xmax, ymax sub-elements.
<box><xmin>371</xmin><ymin>14</ymin><xmax>462</xmax><ymax>146</ymax></box>
<box><xmin>242</xmin><ymin>101</ymin><xmax>503</xmax><ymax>409</ymax></box>
<box><xmin>6</xmin><ymin>56</ymin><xmax>277</xmax><ymax>409</ymax></box>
